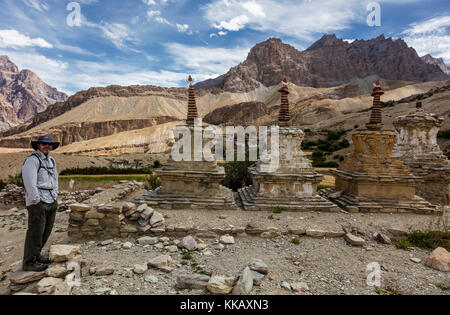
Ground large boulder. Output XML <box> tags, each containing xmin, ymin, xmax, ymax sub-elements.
<box><xmin>150</xmin><ymin>212</ymin><xmax>165</xmax><ymax>227</ymax></box>
<box><xmin>207</xmin><ymin>276</ymin><xmax>236</xmax><ymax>294</ymax></box>
<box><xmin>425</xmin><ymin>247</ymin><xmax>450</xmax><ymax>272</ymax></box>
<box><xmin>344</xmin><ymin>233</ymin><xmax>365</xmax><ymax>246</ymax></box>
<box><xmin>148</xmin><ymin>255</ymin><xmax>174</xmax><ymax>269</ymax></box>
<box><xmin>9</xmin><ymin>270</ymin><xmax>47</xmax><ymax>285</ymax></box>
<box><xmin>219</xmin><ymin>235</ymin><xmax>235</xmax><ymax>245</ymax></box>
<box><xmin>137</xmin><ymin>236</ymin><xmax>159</xmax><ymax>245</ymax></box>
<box><xmin>178</xmin><ymin>236</ymin><xmax>197</xmax><ymax>251</ymax></box>
<box><xmin>49</xmin><ymin>245</ymin><xmax>81</xmax><ymax>263</ymax></box>
<box><xmin>176</xmin><ymin>274</ymin><xmax>210</xmax><ymax>290</ymax></box>
<box><xmin>232</xmin><ymin>267</ymin><xmax>253</xmax><ymax>295</ymax></box>
<box><xmin>69</xmin><ymin>203</ymin><xmax>92</xmax><ymax>212</ymax></box>
<box><xmin>249</xmin><ymin>259</ymin><xmax>269</xmax><ymax>275</ymax></box>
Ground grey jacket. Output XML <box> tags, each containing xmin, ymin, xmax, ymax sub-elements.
<box><xmin>22</xmin><ymin>150</ymin><xmax>59</xmax><ymax>206</ymax></box>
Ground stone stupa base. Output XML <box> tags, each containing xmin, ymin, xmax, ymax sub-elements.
<box><xmin>238</xmin><ymin>185</ymin><xmax>339</xmax><ymax>212</ymax></box>
<box><xmin>325</xmin><ymin>190</ymin><xmax>440</xmax><ymax>215</ymax></box>
<box><xmin>238</xmin><ymin>170</ymin><xmax>339</xmax><ymax>212</ymax></box>
<box><xmin>329</xmin><ymin>129</ymin><xmax>441</xmax><ymax>215</ymax></box>
<box><xmin>144</xmin><ymin>168</ymin><xmax>236</xmax><ymax>211</ymax></box>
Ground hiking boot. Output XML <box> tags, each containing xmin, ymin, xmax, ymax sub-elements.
<box><xmin>37</xmin><ymin>254</ymin><xmax>51</xmax><ymax>264</ymax></box>
<box><xmin>23</xmin><ymin>262</ymin><xmax>48</xmax><ymax>272</ymax></box>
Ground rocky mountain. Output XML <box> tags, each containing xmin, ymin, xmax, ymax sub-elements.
<box><xmin>0</xmin><ymin>84</ymin><xmax>189</xmax><ymax>137</ymax></box>
<box><xmin>0</xmin><ymin>56</ymin><xmax>67</xmax><ymax>132</ymax></box>
<box><xmin>196</xmin><ymin>35</ymin><xmax>448</xmax><ymax>93</ymax></box>
<box><xmin>421</xmin><ymin>54</ymin><xmax>450</xmax><ymax>75</ymax></box>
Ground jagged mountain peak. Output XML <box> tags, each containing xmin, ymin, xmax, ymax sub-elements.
<box><xmin>0</xmin><ymin>56</ymin><xmax>68</xmax><ymax>132</ymax></box>
<box><xmin>422</xmin><ymin>54</ymin><xmax>450</xmax><ymax>75</ymax></box>
<box><xmin>0</xmin><ymin>55</ymin><xmax>19</xmax><ymax>73</ymax></box>
<box><xmin>306</xmin><ymin>34</ymin><xmax>347</xmax><ymax>51</ymax></box>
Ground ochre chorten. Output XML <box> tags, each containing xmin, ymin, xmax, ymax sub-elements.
<box><xmin>331</xmin><ymin>82</ymin><xmax>438</xmax><ymax>214</ymax></box>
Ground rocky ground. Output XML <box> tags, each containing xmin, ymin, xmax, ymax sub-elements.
<box><xmin>69</xmin><ymin>234</ymin><xmax>448</xmax><ymax>295</ymax></box>
<box><xmin>1</xmin><ymin>196</ymin><xmax>448</xmax><ymax>295</ymax></box>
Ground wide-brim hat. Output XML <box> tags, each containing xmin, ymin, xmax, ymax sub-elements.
<box><xmin>31</xmin><ymin>135</ymin><xmax>60</xmax><ymax>151</ymax></box>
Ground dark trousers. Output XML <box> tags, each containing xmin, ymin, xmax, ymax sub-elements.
<box><xmin>23</xmin><ymin>201</ymin><xmax>58</xmax><ymax>267</ymax></box>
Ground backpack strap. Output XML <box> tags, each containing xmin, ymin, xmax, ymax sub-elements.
<box><xmin>30</xmin><ymin>153</ymin><xmax>43</xmax><ymax>172</ymax></box>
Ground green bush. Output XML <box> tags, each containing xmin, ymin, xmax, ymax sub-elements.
<box><xmin>339</xmin><ymin>139</ymin><xmax>350</xmax><ymax>148</ymax></box>
<box><xmin>146</xmin><ymin>174</ymin><xmax>161</xmax><ymax>190</ymax></box>
<box><xmin>153</xmin><ymin>160</ymin><xmax>162</xmax><ymax>168</ymax></box>
<box><xmin>290</xmin><ymin>237</ymin><xmax>300</xmax><ymax>245</ymax></box>
<box><xmin>333</xmin><ymin>155</ymin><xmax>345</xmax><ymax>162</ymax></box>
<box><xmin>312</xmin><ymin>150</ymin><xmax>324</xmax><ymax>159</ymax></box>
<box><xmin>312</xmin><ymin>161</ymin><xmax>339</xmax><ymax>168</ymax></box>
<box><xmin>326</xmin><ymin>130</ymin><xmax>346</xmax><ymax>141</ymax></box>
<box><xmin>437</xmin><ymin>130</ymin><xmax>450</xmax><ymax>139</ymax></box>
<box><xmin>0</xmin><ymin>179</ymin><xmax>6</xmax><ymax>191</ymax></box>
<box><xmin>395</xmin><ymin>231</ymin><xmax>449</xmax><ymax>251</ymax></box>
<box><xmin>8</xmin><ymin>175</ymin><xmax>23</xmax><ymax>187</ymax></box>
<box><xmin>222</xmin><ymin>159</ymin><xmax>255</xmax><ymax>192</ymax></box>
<box><xmin>60</xmin><ymin>167</ymin><xmax>153</xmax><ymax>176</ymax></box>
<box><xmin>273</xmin><ymin>206</ymin><xmax>283</xmax><ymax>214</ymax></box>
<box><xmin>381</xmin><ymin>100</ymin><xmax>396</xmax><ymax>108</ymax></box>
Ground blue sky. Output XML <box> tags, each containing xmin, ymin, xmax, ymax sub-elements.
<box><xmin>0</xmin><ymin>0</ymin><xmax>449</xmax><ymax>95</ymax></box>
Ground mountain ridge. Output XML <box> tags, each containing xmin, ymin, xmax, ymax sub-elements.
<box><xmin>0</xmin><ymin>56</ymin><xmax>68</xmax><ymax>132</ymax></box>
<box><xmin>195</xmin><ymin>34</ymin><xmax>448</xmax><ymax>93</ymax></box>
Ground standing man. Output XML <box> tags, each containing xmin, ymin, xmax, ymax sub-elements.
<box><xmin>22</xmin><ymin>136</ymin><xmax>60</xmax><ymax>272</ymax></box>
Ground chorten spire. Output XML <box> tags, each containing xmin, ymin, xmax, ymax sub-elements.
<box><xmin>186</xmin><ymin>75</ymin><xmax>198</xmax><ymax>126</ymax></box>
<box><xmin>366</xmin><ymin>80</ymin><xmax>384</xmax><ymax>130</ymax></box>
<box><xmin>278</xmin><ymin>77</ymin><xmax>291</xmax><ymax>127</ymax></box>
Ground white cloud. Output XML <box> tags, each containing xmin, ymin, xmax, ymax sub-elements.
<box><xmin>204</xmin><ymin>0</ymin><xmax>367</xmax><ymax>40</ymax></box>
<box><xmin>22</xmin><ymin>0</ymin><xmax>49</xmax><ymax>12</ymax></box>
<box><xmin>0</xmin><ymin>29</ymin><xmax>53</xmax><ymax>49</ymax></box>
<box><xmin>214</xmin><ymin>15</ymin><xmax>249</xmax><ymax>31</ymax></box>
<box><xmin>142</xmin><ymin>0</ymin><xmax>157</xmax><ymax>5</ymax></box>
<box><xmin>99</xmin><ymin>23</ymin><xmax>138</xmax><ymax>50</ymax></box>
<box><xmin>165</xmin><ymin>42</ymin><xmax>250</xmax><ymax>75</ymax></box>
<box><xmin>404</xmin><ymin>35</ymin><xmax>450</xmax><ymax>63</ymax></box>
<box><xmin>402</xmin><ymin>16</ymin><xmax>450</xmax><ymax>35</ymax></box>
<box><xmin>242</xmin><ymin>1</ymin><xmax>266</xmax><ymax>18</ymax></box>
<box><xmin>402</xmin><ymin>15</ymin><xmax>450</xmax><ymax>64</ymax></box>
<box><xmin>147</xmin><ymin>10</ymin><xmax>171</xmax><ymax>25</ymax></box>
<box><xmin>176</xmin><ymin>24</ymin><xmax>190</xmax><ymax>33</ymax></box>
<box><xmin>147</xmin><ymin>10</ymin><xmax>161</xmax><ymax>17</ymax></box>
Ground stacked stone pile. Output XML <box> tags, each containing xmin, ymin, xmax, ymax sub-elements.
<box><xmin>58</xmin><ymin>189</ymin><xmax>98</xmax><ymax>205</ymax></box>
<box><xmin>68</xmin><ymin>201</ymin><xmax>166</xmax><ymax>241</ymax></box>
<box><xmin>4</xmin><ymin>245</ymin><xmax>83</xmax><ymax>295</ymax></box>
<box><xmin>85</xmin><ymin>180</ymin><xmax>144</xmax><ymax>205</ymax></box>
<box><xmin>0</xmin><ymin>184</ymin><xmax>24</xmax><ymax>205</ymax></box>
